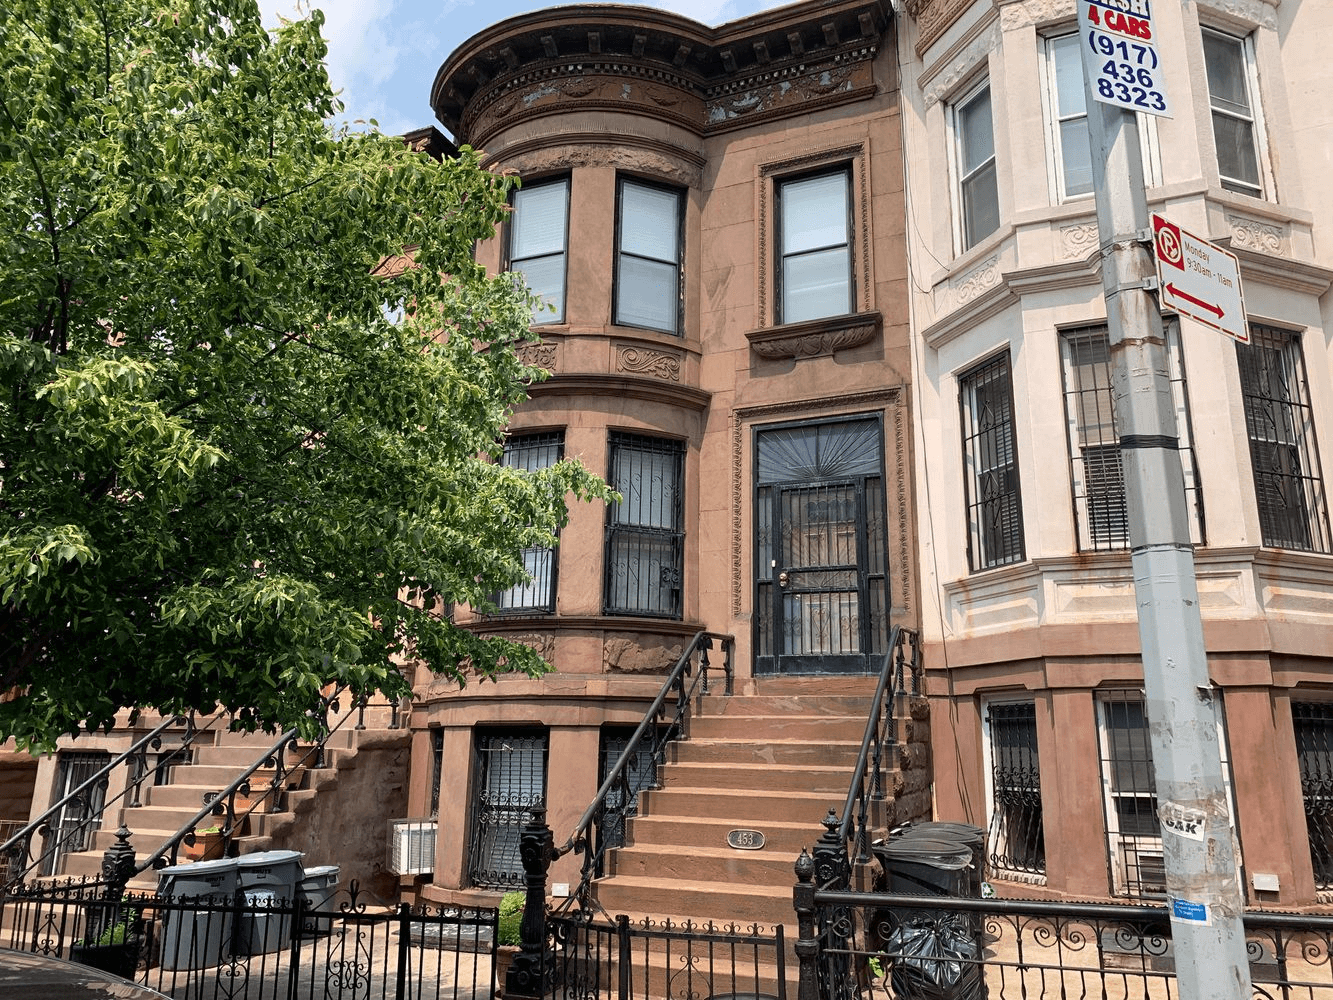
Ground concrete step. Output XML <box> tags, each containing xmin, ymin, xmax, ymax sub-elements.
<box><xmin>636</xmin><ymin>787</ymin><xmax>842</xmax><ymax>828</ymax></box>
<box><xmin>659</xmin><ymin>761</ymin><xmax>851</xmax><ymax>794</ymax></box>
<box><xmin>607</xmin><ymin>843</ymin><xmax>799</xmax><ymax>884</ymax></box>
<box><xmin>593</xmin><ymin>875</ymin><xmax>793</xmax><ymax>927</ymax></box>
<box><xmin>685</xmin><ymin>714</ymin><xmax>866</xmax><ymax>742</ymax></box>
<box><xmin>694</xmin><ymin>694</ymin><xmax>874</xmax><ymax>717</ymax></box>
<box><xmin>669</xmin><ymin>738</ymin><xmax>861</xmax><ymax>768</ymax></box>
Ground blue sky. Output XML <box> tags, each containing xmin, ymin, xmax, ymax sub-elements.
<box><xmin>264</xmin><ymin>1</ymin><xmax>794</xmax><ymax>139</ymax></box>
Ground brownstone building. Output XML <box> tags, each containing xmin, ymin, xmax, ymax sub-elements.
<box><xmin>400</xmin><ymin>0</ymin><xmax>917</xmax><ymax>912</ymax></box>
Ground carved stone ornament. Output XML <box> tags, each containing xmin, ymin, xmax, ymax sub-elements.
<box><xmin>953</xmin><ymin>255</ymin><xmax>1000</xmax><ymax>304</ymax></box>
<box><xmin>922</xmin><ymin>23</ymin><xmax>1001</xmax><ymax>109</ymax></box>
<box><xmin>512</xmin><ymin>633</ymin><xmax>555</xmax><ymax>663</ymax></box>
<box><xmin>616</xmin><ymin>346</ymin><xmax>682</xmax><ymax>381</ymax></box>
<box><xmin>1061</xmin><ymin>222</ymin><xmax>1099</xmax><ymax>260</ymax></box>
<box><xmin>999</xmin><ymin>0</ymin><xmax>1077</xmax><ymax>33</ymax></box>
<box><xmin>745</xmin><ymin>312</ymin><xmax>880</xmax><ymax>359</ymax></box>
<box><xmin>499</xmin><ymin>143</ymin><xmax>702</xmax><ymax>189</ymax></box>
<box><xmin>909</xmin><ymin>0</ymin><xmax>987</xmax><ymax>55</ymax></box>
<box><xmin>1228</xmin><ymin>214</ymin><xmax>1285</xmax><ymax>256</ymax></box>
<box><xmin>516</xmin><ymin>340</ymin><xmax>557</xmax><ymax>372</ymax></box>
<box><xmin>705</xmin><ymin>59</ymin><xmax>871</xmax><ymax>128</ymax></box>
<box><xmin>1195</xmin><ymin>0</ymin><xmax>1278</xmax><ymax>32</ymax></box>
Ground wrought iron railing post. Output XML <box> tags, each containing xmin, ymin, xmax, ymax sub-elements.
<box><xmin>794</xmin><ymin>850</ymin><xmax>820</xmax><ymax>1000</ymax></box>
<box><xmin>508</xmin><ymin>805</ymin><xmax>555</xmax><ymax>1000</ymax></box>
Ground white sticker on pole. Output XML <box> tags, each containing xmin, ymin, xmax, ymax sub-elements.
<box><xmin>1160</xmin><ymin>801</ymin><xmax>1206</xmax><ymax>841</ymax></box>
<box><xmin>1077</xmin><ymin>0</ymin><xmax>1171</xmax><ymax>118</ymax></box>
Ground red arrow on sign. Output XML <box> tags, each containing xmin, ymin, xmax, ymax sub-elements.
<box><xmin>1164</xmin><ymin>282</ymin><xmax>1224</xmax><ymax>319</ymax></box>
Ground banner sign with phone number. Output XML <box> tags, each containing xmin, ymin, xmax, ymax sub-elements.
<box><xmin>1077</xmin><ymin>0</ymin><xmax>1172</xmax><ymax>119</ymax></box>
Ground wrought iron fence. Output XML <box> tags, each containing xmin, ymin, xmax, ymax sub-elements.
<box><xmin>795</xmin><ymin>873</ymin><xmax>1333</xmax><ymax>1000</ymax></box>
<box><xmin>1</xmin><ymin>876</ymin><xmax>500</xmax><ymax>1000</ymax></box>
<box><xmin>545</xmin><ymin>912</ymin><xmax>786</xmax><ymax>1000</ymax></box>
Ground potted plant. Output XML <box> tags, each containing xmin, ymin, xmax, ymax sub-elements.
<box><xmin>494</xmin><ymin>890</ymin><xmax>526</xmax><ymax>996</ymax></box>
<box><xmin>184</xmin><ymin>825</ymin><xmax>226</xmax><ymax>862</ymax></box>
<box><xmin>69</xmin><ymin>909</ymin><xmax>139</xmax><ymax>978</ymax></box>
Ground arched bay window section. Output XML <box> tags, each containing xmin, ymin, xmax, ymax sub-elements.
<box><xmin>754</xmin><ymin>416</ymin><xmax>888</xmax><ymax>675</ymax></box>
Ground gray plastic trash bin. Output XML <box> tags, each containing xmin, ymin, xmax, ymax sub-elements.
<box><xmin>298</xmin><ymin>865</ymin><xmax>340</xmax><ymax>936</ymax></box>
<box><xmin>157</xmin><ymin>856</ymin><xmax>239</xmax><ymax>971</ymax></box>
<box><xmin>234</xmin><ymin>850</ymin><xmax>304</xmax><ymax>955</ymax></box>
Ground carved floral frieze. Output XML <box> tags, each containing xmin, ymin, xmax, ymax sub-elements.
<box><xmin>616</xmin><ymin>346</ymin><xmax>682</xmax><ymax>381</ymax></box>
<box><xmin>1061</xmin><ymin>223</ymin><xmax>1099</xmax><ymax>260</ymax></box>
<box><xmin>516</xmin><ymin>340</ymin><xmax>558</xmax><ymax>372</ymax></box>
<box><xmin>1228</xmin><ymin>214</ymin><xmax>1285</xmax><ymax>257</ymax></box>
<box><xmin>952</xmin><ymin>255</ymin><xmax>1000</xmax><ymax>305</ymax></box>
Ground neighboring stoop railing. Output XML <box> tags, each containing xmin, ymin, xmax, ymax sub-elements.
<box><xmin>133</xmin><ymin>690</ymin><xmax>362</xmax><ymax>876</ymax></box>
<box><xmin>1</xmin><ymin>711</ymin><xmax>216</xmax><ymax>890</ymax></box>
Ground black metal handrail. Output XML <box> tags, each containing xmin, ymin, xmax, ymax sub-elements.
<box><xmin>134</xmin><ymin>691</ymin><xmax>358</xmax><ymax>873</ymax></box>
<box><xmin>0</xmin><ymin>712</ymin><xmax>210</xmax><ymax>888</ymax></box>
<box><xmin>554</xmin><ymin>630</ymin><xmax>734</xmax><ymax>913</ymax></box>
<box><xmin>833</xmin><ymin>626</ymin><xmax>922</xmax><ymax>873</ymax></box>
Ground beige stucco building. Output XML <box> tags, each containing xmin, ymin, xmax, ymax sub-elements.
<box><xmin>899</xmin><ymin>0</ymin><xmax>1333</xmax><ymax>907</ymax></box>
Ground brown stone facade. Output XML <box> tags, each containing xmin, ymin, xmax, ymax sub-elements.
<box><xmin>407</xmin><ymin>0</ymin><xmax>916</xmax><ymax>903</ymax></box>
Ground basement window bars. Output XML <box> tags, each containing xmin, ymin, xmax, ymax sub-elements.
<box><xmin>467</xmin><ymin>730</ymin><xmax>548</xmax><ymax>890</ymax></box>
<box><xmin>985</xmin><ymin>702</ymin><xmax>1046</xmax><ymax>877</ymax></box>
<box><xmin>1293</xmin><ymin>702</ymin><xmax>1333</xmax><ymax>890</ymax></box>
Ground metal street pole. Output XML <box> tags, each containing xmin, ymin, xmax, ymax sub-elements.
<box><xmin>1084</xmin><ymin>95</ymin><xmax>1251</xmax><ymax>999</ymax></box>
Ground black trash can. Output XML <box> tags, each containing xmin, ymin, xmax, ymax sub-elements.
<box><xmin>872</xmin><ymin>830</ymin><xmax>985</xmax><ymax>1000</ymax></box>
<box><xmin>899</xmin><ymin>822</ymin><xmax>987</xmax><ymax>896</ymax></box>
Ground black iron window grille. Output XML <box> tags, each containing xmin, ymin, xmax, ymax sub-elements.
<box><xmin>596</xmin><ymin>726</ymin><xmax>662</xmax><ymax>857</ymax></box>
<box><xmin>1060</xmin><ymin>324</ymin><xmax>1204</xmax><ymax>551</ymax></box>
<box><xmin>615</xmin><ymin>178</ymin><xmax>683</xmax><ymax>334</ymax></box>
<box><xmin>1098</xmin><ymin>691</ymin><xmax>1164</xmax><ymax>897</ymax></box>
<box><xmin>1237</xmin><ymin>325</ymin><xmax>1331</xmax><ymax>553</ymax></box>
<box><xmin>429</xmin><ymin>728</ymin><xmax>444</xmax><ymax>816</ymax></box>
<box><xmin>960</xmin><ymin>352</ymin><xmax>1025</xmax><ymax>571</ymax></box>
<box><xmin>776</xmin><ymin>168</ymin><xmax>853</xmax><ymax>323</ymax></box>
<box><xmin>467</xmin><ymin>730</ymin><xmax>548</xmax><ymax>890</ymax></box>
<box><xmin>986</xmin><ymin>701</ymin><xmax>1046</xmax><ymax>877</ymax></box>
<box><xmin>604</xmin><ymin>433</ymin><xmax>684</xmax><ymax>618</ymax></box>
<box><xmin>508</xmin><ymin>177</ymin><xmax>569</xmax><ymax>325</ymax></box>
<box><xmin>1293</xmin><ymin>701</ymin><xmax>1333</xmax><ymax>890</ymax></box>
<box><xmin>491</xmin><ymin>431</ymin><xmax>564</xmax><ymax>613</ymax></box>
<box><xmin>40</xmin><ymin>751</ymin><xmax>110</xmax><ymax>876</ymax></box>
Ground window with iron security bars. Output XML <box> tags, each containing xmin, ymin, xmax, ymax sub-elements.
<box><xmin>491</xmin><ymin>432</ymin><xmax>564</xmax><ymax>613</ymax></box>
<box><xmin>986</xmin><ymin>701</ymin><xmax>1046</xmax><ymax>877</ymax></box>
<box><xmin>596</xmin><ymin>726</ymin><xmax>666</xmax><ymax>866</ymax></box>
<box><xmin>1293</xmin><ymin>702</ymin><xmax>1333</xmax><ymax>890</ymax></box>
<box><xmin>1060</xmin><ymin>324</ymin><xmax>1204</xmax><ymax>551</ymax></box>
<box><xmin>467</xmin><ymin>730</ymin><xmax>547</xmax><ymax>890</ymax></box>
<box><xmin>605</xmin><ymin>433</ymin><xmax>684</xmax><ymax>618</ymax></box>
<box><xmin>1098</xmin><ymin>692</ymin><xmax>1164</xmax><ymax>897</ymax></box>
<box><xmin>1237</xmin><ymin>326</ymin><xmax>1331</xmax><ymax>554</ymax></box>
<box><xmin>960</xmin><ymin>352</ymin><xmax>1025</xmax><ymax>571</ymax></box>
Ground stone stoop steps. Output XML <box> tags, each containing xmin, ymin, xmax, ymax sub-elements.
<box><xmin>589</xmin><ymin>681</ymin><xmax>902</xmax><ymax>988</ymax></box>
<box><xmin>58</xmin><ymin>726</ymin><xmax>352</xmax><ymax>891</ymax></box>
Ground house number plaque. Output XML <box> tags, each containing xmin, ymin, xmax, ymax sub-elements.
<box><xmin>727</xmin><ymin>829</ymin><xmax>765</xmax><ymax>851</ymax></box>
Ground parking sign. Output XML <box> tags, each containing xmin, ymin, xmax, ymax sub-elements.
<box><xmin>1078</xmin><ymin>0</ymin><xmax>1172</xmax><ymax>119</ymax></box>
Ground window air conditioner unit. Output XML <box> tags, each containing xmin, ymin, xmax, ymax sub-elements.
<box><xmin>388</xmin><ymin>819</ymin><xmax>437</xmax><ymax>876</ymax></box>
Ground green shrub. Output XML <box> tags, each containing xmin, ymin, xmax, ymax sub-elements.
<box><xmin>497</xmin><ymin>890</ymin><xmax>525</xmax><ymax>946</ymax></box>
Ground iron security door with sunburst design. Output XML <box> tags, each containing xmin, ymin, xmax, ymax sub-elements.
<box><xmin>755</xmin><ymin>417</ymin><xmax>888</xmax><ymax>674</ymax></box>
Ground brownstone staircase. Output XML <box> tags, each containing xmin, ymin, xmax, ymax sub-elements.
<box><xmin>591</xmin><ymin>679</ymin><xmax>931</xmax><ymax>931</ymax></box>
<box><xmin>59</xmin><ymin>727</ymin><xmax>344</xmax><ymax>890</ymax></box>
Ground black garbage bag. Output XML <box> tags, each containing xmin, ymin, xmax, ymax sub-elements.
<box><xmin>884</xmin><ymin>914</ymin><xmax>984</xmax><ymax>1000</ymax></box>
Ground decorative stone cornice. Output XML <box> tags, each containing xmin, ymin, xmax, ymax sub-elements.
<box><xmin>432</xmin><ymin>1</ymin><xmax>891</xmax><ymax>146</ymax></box>
<box><xmin>526</xmin><ymin>373</ymin><xmax>711</xmax><ymax>410</ymax></box>
<box><xmin>903</xmin><ymin>0</ymin><xmax>977</xmax><ymax>55</ymax></box>
<box><xmin>744</xmin><ymin>311</ymin><xmax>881</xmax><ymax>359</ymax></box>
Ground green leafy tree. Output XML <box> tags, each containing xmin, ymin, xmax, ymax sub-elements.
<box><xmin>0</xmin><ymin>0</ymin><xmax>610</xmax><ymax>750</ymax></box>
